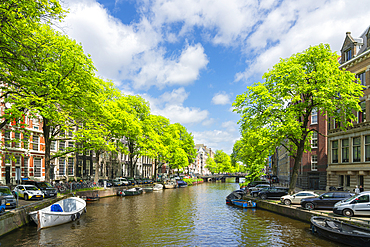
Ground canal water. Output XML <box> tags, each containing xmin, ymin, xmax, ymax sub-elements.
<box><xmin>1</xmin><ymin>181</ymin><xmax>345</xmax><ymax>246</ymax></box>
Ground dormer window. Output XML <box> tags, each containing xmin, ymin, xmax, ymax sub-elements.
<box><xmin>344</xmin><ymin>49</ymin><xmax>352</xmax><ymax>61</ymax></box>
<box><xmin>357</xmin><ymin>71</ymin><xmax>366</xmax><ymax>86</ymax></box>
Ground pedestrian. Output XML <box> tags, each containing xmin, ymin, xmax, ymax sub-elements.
<box><xmin>360</xmin><ymin>185</ymin><xmax>364</xmax><ymax>192</ymax></box>
<box><xmin>355</xmin><ymin>185</ymin><xmax>360</xmax><ymax>194</ymax></box>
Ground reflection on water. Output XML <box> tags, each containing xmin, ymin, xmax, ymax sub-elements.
<box><xmin>1</xmin><ymin>181</ymin><xmax>345</xmax><ymax>247</ymax></box>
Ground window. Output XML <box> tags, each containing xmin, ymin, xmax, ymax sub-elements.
<box><xmin>353</xmin><ymin>137</ymin><xmax>361</xmax><ymax>162</ymax></box>
<box><xmin>32</xmin><ymin>135</ymin><xmax>39</xmax><ymax>151</ymax></box>
<box><xmin>357</xmin><ymin>72</ymin><xmax>366</xmax><ymax>86</ymax></box>
<box><xmin>68</xmin><ymin>142</ymin><xmax>74</xmax><ymax>149</ymax></box>
<box><xmin>24</xmin><ymin>157</ymin><xmax>29</xmax><ymax>177</ymax></box>
<box><xmin>22</xmin><ymin>132</ymin><xmax>30</xmax><ymax>149</ymax></box>
<box><xmin>15</xmin><ymin>156</ymin><xmax>21</xmax><ymax>166</ymax></box>
<box><xmin>86</xmin><ymin>160</ymin><xmax>90</xmax><ymax>176</ymax></box>
<box><xmin>59</xmin><ymin>158</ymin><xmax>65</xmax><ymax>176</ymax></box>
<box><xmin>346</xmin><ymin>175</ymin><xmax>351</xmax><ymax>187</ymax></box>
<box><xmin>4</xmin><ymin>130</ymin><xmax>11</xmax><ymax>148</ymax></box>
<box><xmin>332</xmin><ymin>140</ymin><xmax>338</xmax><ymax>163</ymax></box>
<box><xmin>311</xmin><ymin>155</ymin><xmax>318</xmax><ymax>171</ymax></box>
<box><xmin>339</xmin><ymin>175</ymin><xmax>344</xmax><ymax>186</ymax></box>
<box><xmin>14</xmin><ymin>132</ymin><xmax>21</xmax><ymax>148</ymax></box>
<box><xmin>34</xmin><ymin>158</ymin><xmax>42</xmax><ymax>177</ymax></box>
<box><xmin>59</xmin><ymin>141</ymin><xmax>65</xmax><ymax>152</ymax></box>
<box><xmin>357</xmin><ymin>195</ymin><xmax>369</xmax><ymax>203</ymax></box>
<box><xmin>33</xmin><ymin>119</ymin><xmax>39</xmax><ymax>130</ymax></box>
<box><xmin>311</xmin><ymin>132</ymin><xmax>318</xmax><ymax>148</ymax></box>
<box><xmin>50</xmin><ymin>140</ymin><xmax>56</xmax><ymax>151</ymax></box>
<box><xmin>345</xmin><ymin>49</ymin><xmax>352</xmax><ymax>61</ymax></box>
<box><xmin>358</xmin><ymin>101</ymin><xmax>366</xmax><ymax>123</ymax></box>
<box><xmin>311</xmin><ymin>109</ymin><xmax>318</xmax><ymax>124</ymax></box>
<box><xmin>342</xmin><ymin>139</ymin><xmax>349</xmax><ymax>162</ymax></box>
<box><xmin>68</xmin><ymin>158</ymin><xmax>74</xmax><ymax>175</ymax></box>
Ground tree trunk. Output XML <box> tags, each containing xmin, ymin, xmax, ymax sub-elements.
<box><xmin>94</xmin><ymin>150</ymin><xmax>100</xmax><ymax>183</ymax></box>
<box><xmin>42</xmin><ymin>118</ymin><xmax>51</xmax><ymax>182</ymax></box>
<box><xmin>288</xmin><ymin>144</ymin><xmax>304</xmax><ymax>194</ymax></box>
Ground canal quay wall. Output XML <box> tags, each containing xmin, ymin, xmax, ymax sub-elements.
<box><xmin>0</xmin><ymin>186</ymin><xmax>139</xmax><ymax>237</ymax></box>
<box><xmin>252</xmin><ymin>197</ymin><xmax>370</xmax><ymax>228</ymax></box>
<box><xmin>0</xmin><ymin>195</ymin><xmax>70</xmax><ymax>237</ymax></box>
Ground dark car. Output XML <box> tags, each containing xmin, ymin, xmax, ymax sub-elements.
<box><xmin>250</xmin><ymin>186</ymin><xmax>273</xmax><ymax>197</ymax></box>
<box><xmin>125</xmin><ymin>177</ymin><xmax>136</xmax><ymax>186</ymax></box>
<box><xmin>98</xmin><ymin>179</ymin><xmax>113</xmax><ymax>187</ymax></box>
<box><xmin>300</xmin><ymin>192</ymin><xmax>354</xmax><ymax>210</ymax></box>
<box><xmin>247</xmin><ymin>180</ymin><xmax>270</xmax><ymax>188</ymax></box>
<box><xmin>23</xmin><ymin>180</ymin><xmax>58</xmax><ymax>198</ymax></box>
<box><xmin>258</xmin><ymin>187</ymin><xmax>289</xmax><ymax>200</ymax></box>
<box><xmin>0</xmin><ymin>186</ymin><xmax>16</xmax><ymax>209</ymax></box>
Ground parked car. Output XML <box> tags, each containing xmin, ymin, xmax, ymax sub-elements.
<box><xmin>247</xmin><ymin>180</ymin><xmax>270</xmax><ymax>188</ymax></box>
<box><xmin>22</xmin><ymin>180</ymin><xmax>57</xmax><ymax>198</ymax></box>
<box><xmin>280</xmin><ymin>191</ymin><xmax>319</xmax><ymax>205</ymax></box>
<box><xmin>0</xmin><ymin>196</ymin><xmax>6</xmax><ymax>214</ymax></box>
<box><xmin>98</xmin><ymin>179</ymin><xmax>112</xmax><ymax>187</ymax></box>
<box><xmin>333</xmin><ymin>192</ymin><xmax>370</xmax><ymax>217</ymax></box>
<box><xmin>13</xmin><ymin>185</ymin><xmax>44</xmax><ymax>200</ymax></box>
<box><xmin>249</xmin><ymin>184</ymin><xmax>271</xmax><ymax>192</ymax></box>
<box><xmin>116</xmin><ymin>177</ymin><xmax>129</xmax><ymax>186</ymax></box>
<box><xmin>0</xmin><ymin>186</ymin><xmax>16</xmax><ymax>209</ymax></box>
<box><xmin>125</xmin><ymin>177</ymin><xmax>137</xmax><ymax>186</ymax></box>
<box><xmin>258</xmin><ymin>187</ymin><xmax>289</xmax><ymax>200</ymax></box>
<box><xmin>300</xmin><ymin>191</ymin><xmax>354</xmax><ymax>210</ymax></box>
<box><xmin>110</xmin><ymin>179</ymin><xmax>123</xmax><ymax>187</ymax></box>
<box><xmin>144</xmin><ymin>178</ymin><xmax>153</xmax><ymax>184</ymax></box>
<box><xmin>135</xmin><ymin>178</ymin><xmax>144</xmax><ymax>185</ymax></box>
<box><xmin>250</xmin><ymin>187</ymin><xmax>271</xmax><ymax>197</ymax></box>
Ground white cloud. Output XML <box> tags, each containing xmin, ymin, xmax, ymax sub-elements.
<box><xmin>212</xmin><ymin>92</ymin><xmax>231</xmax><ymax>105</ymax></box>
<box><xmin>221</xmin><ymin>121</ymin><xmax>237</xmax><ymax>130</ymax></box>
<box><xmin>142</xmin><ymin>88</ymin><xmax>209</xmax><ymax>125</ymax></box>
<box><xmin>236</xmin><ymin>0</ymin><xmax>370</xmax><ymax>82</ymax></box>
<box><xmin>62</xmin><ymin>0</ymin><xmax>208</xmax><ymax>90</ymax></box>
<box><xmin>192</xmin><ymin>129</ymin><xmax>240</xmax><ymax>154</ymax></box>
<box><xmin>202</xmin><ymin>118</ymin><xmax>216</xmax><ymax>126</ymax></box>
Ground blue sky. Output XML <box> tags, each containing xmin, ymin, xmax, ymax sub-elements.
<box><xmin>61</xmin><ymin>0</ymin><xmax>370</xmax><ymax>154</ymax></box>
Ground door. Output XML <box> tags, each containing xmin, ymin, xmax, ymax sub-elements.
<box><xmin>353</xmin><ymin>195</ymin><xmax>370</xmax><ymax>215</ymax></box>
<box><xmin>5</xmin><ymin>166</ymin><xmax>10</xmax><ymax>184</ymax></box>
<box><xmin>293</xmin><ymin>193</ymin><xmax>307</xmax><ymax>204</ymax></box>
<box><xmin>309</xmin><ymin>178</ymin><xmax>319</xmax><ymax>190</ymax></box>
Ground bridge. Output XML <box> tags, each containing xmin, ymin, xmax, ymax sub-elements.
<box><xmin>199</xmin><ymin>174</ymin><xmax>247</xmax><ymax>183</ymax></box>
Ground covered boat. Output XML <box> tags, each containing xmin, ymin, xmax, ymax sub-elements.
<box><xmin>226</xmin><ymin>189</ymin><xmax>248</xmax><ymax>204</ymax></box>
<box><xmin>29</xmin><ymin>197</ymin><xmax>86</xmax><ymax>230</ymax></box>
<box><xmin>176</xmin><ymin>180</ymin><xmax>188</xmax><ymax>187</ymax></box>
<box><xmin>164</xmin><ymin>181</ymin><xmax>177</xmax><ymax>189</ymax></box>
<box><xmin>117</xmin><ymin>187</ymin><xmax>143</xmax><ymax>196</ymax></box>
<box><xmin>153</xmin><ymin>184</ymin><xmax>163</xmax><ymax>191</ymax></box>
<box><xmin>310</xmin><ymin>216</ymin><xmax>370</xmax><ymax>247</ymax></box>
<box><xmin>231</xmin><ymin>199</ymin><xmax>256</xmax><ymax>208</ymax></box>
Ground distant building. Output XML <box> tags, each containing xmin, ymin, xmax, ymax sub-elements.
<box><xmin>189</xmin><ymin>144</ymin><xmax>214</xmax><ymax>175</ymax></box>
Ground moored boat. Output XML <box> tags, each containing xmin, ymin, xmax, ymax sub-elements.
<box><xmin>231</xmin><ymin>199</ymin><xmax>256</xmax><ymax>208</ymax></box>
<box><xmin>117</xmin><ymin>187</ymin><xmax>143</xmax><ymax>196</ymax></box>
<box><xmin>310</xmin><ymin>216</ymin><xmax>370</xmax><ymax>247</ymax></box>
<box><xmin>153</xmin><ymin>184</ymin><xmax>163</xmax><ymax>191</ymax></box>
<box><xmin>164</xmin><ymin>181</ymin><xmax>177</xmax><ymax>189</ymax></box>
<box><xmin>29</xmin><ymin>197</ymin><xmax>86</xmax><ymax>230</ymax></box>
<box><xmin>176</xmin><ymin>180</ymin><xmax>188</xmax><ymax>187</ymax></box>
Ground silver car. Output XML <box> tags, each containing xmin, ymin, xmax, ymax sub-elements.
<box><xmin>333</xmin><ymin>192</ymin><xmax>370</xmax><ymax>217</ymax></box>
<box><xmin>280</xmin><ymin>191</ymin><xmax>319</xmax><ymax>205</ymax></box>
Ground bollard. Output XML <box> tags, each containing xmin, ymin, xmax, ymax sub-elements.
<box><xmin>104</xmin><ymin>181</ymin><xmax>106</xmax><ymax>189</ymax></box>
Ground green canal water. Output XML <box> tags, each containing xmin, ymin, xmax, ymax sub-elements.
<box><xmin>1</xmin><ymin>181</ymin><xmax>345</xmax><ymax>246</ymax></box>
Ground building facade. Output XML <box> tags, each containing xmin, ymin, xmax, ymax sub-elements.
<box><xmin>327</xmin><ymin>26</ymin><xmax>370</xmax><ymax>191</ymax></box>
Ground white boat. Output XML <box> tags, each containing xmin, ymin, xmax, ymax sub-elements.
<box><xmin>164</xmin><ymin>181</ymin><xmax>177</xmax><ymax>189</ymax></box>
<box><xmin>153</xmin><ymin>184</ymin><xmax>164</xmax><ymax>191</ymax></box>
<box><xmin>29</xmin><ymin>197</ymin><xmax>86</xmax><ymax>230</ymax></box>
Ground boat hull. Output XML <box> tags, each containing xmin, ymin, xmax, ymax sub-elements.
<box><xmin>231</xmin><ymin>199</ymin><xmax>256</xmax><ymax>208</ymax></box>
<box><xmin>117</xmin><ymin>188</ymin><xmax>143</xmax><ymax>196</ymax></box>
<box><xmin>29</xmin><ymin>197</ymin><xmax>86</xmax><ymax>230</ymax></box>
<box><xmin>311</xmin><ymin>216</ymin><xmax>370</xmax><ymax>247</ymax></box>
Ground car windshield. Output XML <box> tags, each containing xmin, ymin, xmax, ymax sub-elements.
<box><xmin>25</xmin><ymin>186</ymin><xmax>38</xmax><ymax>191</ymax></box>
<box><xmin>343</xmin><ymin>194</ymin><xmax>358</xmax><ymax>202</ymax></box>
<box><xmin>0</xmin><ymin>187</ymin><xmax>12</xmax><ymax>195</ymax></box>
<box><xmin>38</xmin><ymin>182</ymin><xmax>53</xmax><ymax>188</ymax></box>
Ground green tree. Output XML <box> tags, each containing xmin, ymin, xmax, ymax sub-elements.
<box><xmin>214</xmin><ymin>150</ymin><xmax>233</xmax><ymax>173</ymax></box>
<box><xmin>0</xmin><ymin>0</ymin><xmax>65</xmax><ymax>129</ymax></box>
<box><xmin>233</xmin><ymin>44</ymin><xmax>363</xmax><ymax>193</ymax></box>
<box><xmin>205</xmin><ymin>158</ymin><xmax>218</xmax><ymax>174</ymax></box>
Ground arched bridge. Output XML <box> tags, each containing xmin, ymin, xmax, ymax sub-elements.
<box><xmin>199</xmin><ymin>174</ymin><xmax>246</xmax><ymax>183</ymax></box>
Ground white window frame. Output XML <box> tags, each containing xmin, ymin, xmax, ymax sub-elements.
<box><xmin>14</xmin><ymin>132</ymin><xmax>21</xmax><ymax>148</ymax></box>
<box><xmin>311</xmin><ymin>132</ymin><xmax>318</xmax><ymax>148</ymax></box>
<box><xmin>68</xmin><ymin>157</ymin><xmax>74</xmax><ymax>176</ymax></box>
<box><xmin>4</xmin><ymin>130</ymin><xmax>11</xmax><ymax>148</ymax></box>
<box><xmin>59</xmin><ymin>158</ymin><xmax>65</xmax><ymax>176</ymax></box>
<box><xmin>34</xmin><ymin>158</ymin><xmax>42</xmax><ymax>177</ymax></box>
<box><xmin>32</xmin><ymin>135</ymin><xmax>39</xmax><ymax>151</ymax></box>
<box><xmin>59</xmin><ymin>141</ymin><xmax>65</xmax><ymax>152</ymax></box>
<box><xmin>311</xmin><ymin>155</ymin><xmax>318</xmax><ymax>171</ymax></box>
<box><xmin>311</xmin><ymin>109</ymin><xmax>318</xmax><ymax>124</ymax></box>
<box><xmin>33</xmin><ymin>118</ymin><xmax>39</xmax><ymax>130</ymax></box>
<box><xmin>24</xmin><ymin>157</ymin><xmax>29</xmax><ymax>177</ymax></box>
<box><xmin>50</xmin><ymin>140</ymin><xmax>56</xmax><ymax>151</ymax></box>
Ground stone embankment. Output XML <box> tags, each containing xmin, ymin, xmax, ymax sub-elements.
<box><xmin>250</xmin><ymin>196</ymin><xmax>370</xmax><ymax>228</ymax></box>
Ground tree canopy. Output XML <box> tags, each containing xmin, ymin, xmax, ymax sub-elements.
<box><xmin>233</xmin><ymin>44</ymin><xmax>363</xmax><ymax>193</ymax></box>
